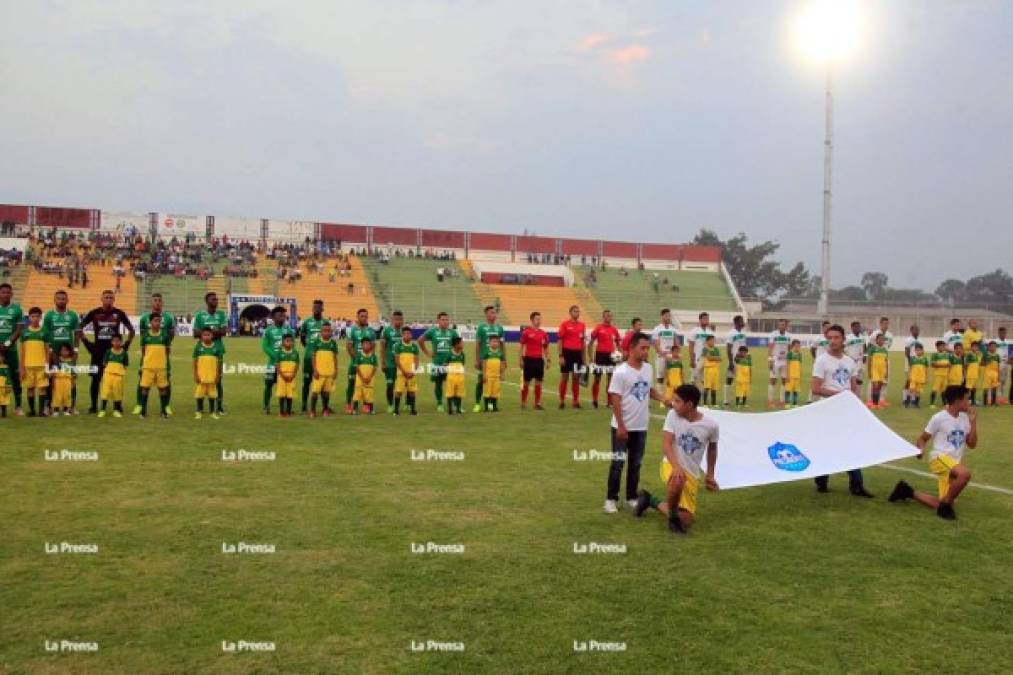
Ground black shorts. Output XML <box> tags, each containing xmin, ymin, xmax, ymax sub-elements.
<box><xmin>523</xmin><ymin>357</ymin><xmax>544</xmax><ymax>382</ymax></box>
<box><xmin>593</xmin><ymin>351</ymin><xmax>616</xmax><ymax>376</ymax></box>
<box><xmin>560</xmin><ymin>348</ymin><xmax>585</xmax><ymax>374</ymax></box>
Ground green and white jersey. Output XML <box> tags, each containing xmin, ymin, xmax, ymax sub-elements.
<box><xmin>651</xmin><ymin>322</ymin><xmax>680</xmax><ymax>354</ymax></box>
<box><xmin>868</xmin><ymin>329</ymin><xmax>894</xmax><ymax>350</ymax></box>
<box><xmin>767</xmin><ymin>330</ymin><xmax>792</xmax><ymax>362</ymax></box>
<box><xmin>991</xmin><ymin>337</ymin><xmax>1011</xmax><ymax>364</ymax></box>
<box><xmin>139</xmin><ymin>311</ymin><xmax>175</xmax><ymax>340</ymax></box>
<box><xmin>422</xmin><ymin>326</ymin><xmax>459</xmax><ymax>364</ymax></box>
<box><xmin>380</xmin><ymin>325</ymin><xmax>402</xmax><ymax>368</ymax></box>
<box><xmin>193</xmin><ymin>309</ymin><xmax>228</xmax><ymax>350</ymax></box>
<box><xmin>687</xmin><ymin>324</ymin><xmax>715</xmax><ymax>360</ymax></box>
<box><xmin>0</xmin><ymin>302</ymin><xmax>24</xmax><ymax>345</ymax></box>
<box><xmin>476</xmin><ymin>322</ymin><xmax>505</xmax><ymax>350</ymax></box>
<box><xmin>845</xmin><ymin>332</ymin><xmax>867</xmax><ymax>362</ymax></box>
<box><xmin>942</xmin><ymin>330</ymin><xmax>964</xmax><ymax>350</ymax></box>
<box><xmin>261</xmin><ymin>324</ymin><xmax>296</xmax><ymax>364</ymax></box>
<box><xmin>813</xmin><ymin>336</ymin><xmax>830</xmax><ymax>358</ymax></box>
<box><xmin>43</xmin><ymin>309</ymin><xmax>80</xmax><ymax>348</ymax></box>
<box><xmin>299</xmin><ymin>316</ymin><xmax>327</xmax><ymax>360</ymax></box>
<box><xmin>347</xmin><ymin>324</ymin><xmax>377</xmax><ymax>357</ymax></box>
<box><xmin>725</xmin><ymin>328</ymin><xmax>747</xmax><ymax>359</ymax></box>
<box><xmin>903</xmin><ymin>336</ymin><xmax>925</xmax><ymax>365</ymax></box>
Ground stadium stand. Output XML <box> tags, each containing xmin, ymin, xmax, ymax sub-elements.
<box><xmin>266</xmin><ymin>255</ymin><xmax>379</xmax><ymax>321</ymax></box>
<box><xmin>359</xmin><ymin>256</ymin><xmax>485</xmax><ymax>324</ymax></box>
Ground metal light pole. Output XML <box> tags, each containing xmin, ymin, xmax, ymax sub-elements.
<box><xmin>817</xmin><ymin>63</ymin><xmax>833</xmax><ymax>317</ymax></box>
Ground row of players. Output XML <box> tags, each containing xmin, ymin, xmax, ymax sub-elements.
<box><xmin>0</xmin><ymin>282</ymin><xmax>1010</xmax><ymax>417</ymax></box>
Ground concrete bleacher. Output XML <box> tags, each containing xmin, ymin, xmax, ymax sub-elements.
<box><xmin>579</xmin><ymin>267</ymin><xmax>739</xmax><ymax>326</ymax></box>
<box><xmin>270</xmin><ymin>256</ymin><xmax>379</xmax><ymax>321</ymax></box>
<box><xmin>15</xmin><ymin>260</ymin><xmax>138</xmax><ymax>314</ymax></box>
<box><xmin>360</xmin><ymin>256</ymin><xmax>485</xmax><ymax>324</ymax></box>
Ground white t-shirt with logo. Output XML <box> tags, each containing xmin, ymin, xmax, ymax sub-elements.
<box><xmin>812</xmin><ymin>352</ymin><xmax>857</xmax><ymax>394</ymax></box>
<box><xmin>991</xmin><ymin>337</ymin><xmax>1010</xmax><ymax>364</ymax></box>
<box><xmin>608</xmin><ymin>361</ymin><xmax>654</xmax><ymax>432</ymax></box>
<box><xmin>651</xmin><ymin>323</ymin><xmax>679</xmax><ymax>354</ymax></box>
<box><xmin>925</xmin><ymin>410</ymin><xmax>971</xmax><ymax>463</ymax></box>
<box><xmin>663</xmin><ymin>410</ymin><xmax>719</xmax><ymax>478</ymax></box>
<box><xmin>768</xmin><ymin>330</ymin><xmax>792</xmax><ymax>362</ymax></box>
<box><xmin>845</xmin><ymin>332</ymin><xmax>867</xmax><ymax>362</ymax></box>
<box><xmin>868</xmin><ymin>329</ymin><xmax>894</xmax><ymax>349</ymax></box>
<box><xmin>903</xmin><ymin>335</ymin><xmax>925</xmax><ymax>364</ymax></box>
<box><xmin>942</xmin><ymin>330</ymin><xmax>964</xmax><ymax>350</ymax></box>
<box><xmin>687</xmin><ymin>325</ymin><xmax>715</xmax><ymax>361</ymax></box>
<box><xmin>725</xmin><ymin>328</ymin><xmax>747</xmax><ymax>360</ymax></box>
<box><xmin>813</xmin><ymin>336</ymin><xmax>830</xmax><ymax>359</ymax></box>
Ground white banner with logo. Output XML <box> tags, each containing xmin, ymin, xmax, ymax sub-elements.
<box><xmin>695</xmin><ymin>392</ymin><xmax>918</xmax><ymax>489</ymax></box>
<box><xmin>157</xmin><ymin>213</ymin><xmax>206</xmax><ymax>237</ymax></box>
<box><xmin>99</xmin><ymin>210</ymin><xmax>150</xmax><ymax>235</ymax></box>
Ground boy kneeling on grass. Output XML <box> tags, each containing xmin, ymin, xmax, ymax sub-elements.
<box><xmin>633</xmin><ymin>384</ymin><xmax>719</xmax><ymax>535</ymax></box>
<box><xmin>889</xmin><ymin>385</ymin><xmax>977</xmax><ymax>520</ymax></box>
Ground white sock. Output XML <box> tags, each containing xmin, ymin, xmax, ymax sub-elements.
<box><xmin>722</xmin><ymin>383</ymin><xmax>729</xmax><ymax>404</ymax></box>
<box><xmin>768</xmin><ymin>383</ymin><xmax>775</xmax><ymax>402</ymax></box>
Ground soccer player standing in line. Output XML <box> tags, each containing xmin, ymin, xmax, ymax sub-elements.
<box><xmin>603</xmin><ymin>332</ymin><xmax>668</xmax><ymax>514</ymax></box>
<box><xmin>192</xmin><ymin>292</ymin><xmax>229</xmax><ymax>415</ymax></box>
<box><xmin>650</xmin><ymin>308</ymin><xmax>680</xmax><ymax>388</ymax></box>
<box><xmin>807</xmin><ymin>321</ymin><xmax>831</xmax><ymax>403</ymax></box>
<box><xmin>994</xmin><ymin>326</ymin><xmax>1011</xmax><ymax>403</ymax></box>
<box><xmin>418</xmin><ymin>311</ymin><xmax>458</xmax><ymax>412</ymax></box>
<box><xmin>889</xmin><ymin>385</ymin><xmax>977</xmax><ymax>520</ymax></box>
<box><xmin>557</xmin><ymin>305</ymin><xmax>586</xmax><ymax>409</ymax></box>
<box><xmin>137</xmin><ymin>313</ymin><xmax>172</xmax><ymax>418</ymax></box>
<box><xmin>192</xmin><ymin>327</ymin><xmax>223</xmax><ymax>419</ymax></box>
<box><xmin>43</xmin><ymin>290</ymin><xmax>80</xmax><ymax>414</ymax></box>
<box><xmin>902</xmin><ymin>325</ymin><xmax>924</xmax><ymax>408</ymax></box>
<box><xmin>378</xmin><ymin>309</ymin><xmax>405</xmax><ymax>414</ymax></box>
<box><xmin>942</xmin><ymin>318</ymin><xmax>964</xmax><ymax>351</ymax></box>
<box><xmin>588</xmin><ymin>309</ymin><xmax>621</xmax><ymax>409</ymax></box>
<box><xmin>474</xmin><ymin>305</ymin><xmax>505</xmax><ymax>413</ymax></box>
<box><xmin>766</xmin><ymin>318</ymin><xmax>792</xmax><ymax>408</ymax></box>
<box><xmin>80</xmin><ymin>290</ymin><xmax>134</xmax><ymax>414</ymax></box>
<box><xmin>633</xmin><ymin>383</ymin><xmax>719</xmax><ymax>535</ymax></box>
<box><xmin>261</xmin><ymin>306</ymin><xmax>295</xmax><ymax>414</ymax></box>
<box><xmin>310</xmin><ymin>321</ymin><xmax>340</xmax><ymax>416</ymax></box>
<box><xmin>844</xmin><ymin>321</ymin><xmax>867</xmax><ymax>398</ymax></box>
<box><xmin>810</xmin><ymin>324</ymin><xmax>874</xmax><ymax>497</ymax></box>
<box><xmin>686</xmin><ymin>312</ymin><xmax>714</xmax><ymax>387</ymax></box>
<box><xmin>19</xmin><ymin>307</ymin><xmax>50</xmax><ymax>416</ymax></box>
<box><xmin>345</xmin><ymin>308</ymin><xmax>376</xmax><ymax>414</ymax></box>
<box><xmin>724</xmin><ymin>315</ymin><xmax>747</xmax><ymax>406</ymax></box>
<box><xmin>298</xmin><ymin>299</ymin><xmax>327</xmax><ymax>415</ymax></box>
<box><xmin>519</xmin><ymin>312</ymin><xmax>549</xmax><ymax>410</ymax></box>
<box><xmin>620</xmin><ymin>317</ymin><xmax>644</xmax><ymax>359</ymax></box>
<box><xmin>135</xmin><ymin>293</ymin><xmax>175</xmax><ymax>415</ymax></box>
<box><xmin>0</xmin><ymin>283</ymin><xmax>25</xmax><ymax>415</ymax></box>
<box><xmin>393</xmin><ymin>326</ymin><xmax>420</xmax><ymax>415</ymax></box>
<box><xmin>867</xmin><ymin>317</ymin><xmax>894</xmax><ymax>405</ymax></box>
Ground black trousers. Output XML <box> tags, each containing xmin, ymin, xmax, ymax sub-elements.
<box><xmin>606</xmin><ymin>428</ymin><xmax>647</xmax><ymax>501</ymax></box>
<box><xmin>86</xmin><ymin>344</ymin><xmax>109</xmax><ymax>410</ymax></box>
<box><xmin>814</xmin><ymin>469</ymin><xmax>865</xmax><ymax>492</ymax></box>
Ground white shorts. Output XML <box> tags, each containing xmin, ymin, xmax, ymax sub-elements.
<box><xmin>769</xmin><ymin>360</ymin><xmax>787</xmax><ymax>379</ymax></box>
<box><xmin>654</xmin><ymin>356</ymin><xmax>668</xmax><ymax>380</ymax></box>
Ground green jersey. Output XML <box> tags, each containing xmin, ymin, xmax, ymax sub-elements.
<box><xmin>275</xmin><ymin>347</ymin><xmax>300</xmax><ymax>365</ymax></box>
<box><xmin>422</xmin><ymin>326</ymin><xmax>459</xmax><ymax>364</ymax></box>
<box><xmin>931</xmin><ymin>352</ymin><xmax>952</xmax><ymax>369</ymax></box>
<box><xmin>910</xmin><ymin>356</ymin><xmax>929</xmax><ymax>368</ymax></box>
<box><xmin>666</xmin><ymin>358</ymin><xmax>684</xmax><ymax>371</ymax></box>
<box><xmin>964</xmin><ymin>352</ymin><xmax>979</xmax><ymax>366</ymax></box>
<box><xmin>299</xmin><ymin>316</ymin><xmax>327</xmax><ymax>360</ymax></box>
<box><xmin>787</xmin><ymin>350</ymin><xmax>803</xmax><ymax>363</ymax></box>
<box><xmin>103</xmin><ymin>349</ymin><xmax>129</xmax><ymax>367</ymax></box>
<box><xmin>141</xmin><ymin>331</ymin><xmax>170</xmax><ymax>349</ymax></box>
<box><xmin>446</xmin><ymin>350</ymin><xmax>466</xmax><ymax>366</ymax></box>
<box><xmin>0</xmin><ymin>364</ymin><xmax>10</xmax><ymax>382</ymax></box>
<box><xmin>193</xmin><ymin>309</ymin><xmax>229</xmax><ymax>350</ymax></box>
<box><xmin>982</xmin><ymin>352</ymin><xmax>1001</xmax><ymax>367</ymax></box>
<box><xmin>476</xmin><ymin>322</ymin><xmax>505</xmax><ymax>350</ymax></box>
<box><xmin>310</xmin><ymin>336</ymin><xmax>339</xmax><ymax>358</ymax></box>
<box><xmin>354</xmin><ymin>352</ymin><xmax>379</xmax><ymax>369</ymax></box>
<box><xmin>192</xmin><ymin>342</ymin><xmax>224</xmax><ymax>361</ymax></box>
<box><xmin>480</xmin><ymin>345</ymin><xmax>504</xmax><ymax>362</ymax></box>
<box><xmin>394</xmin><ymin>339</ymin><xmax>420</xmax><ymax>363</ymax></box>
<box><xmin>262</xmin><ymin>324</ymin><xmax>296</xmax><ymax>363</ymax></box>
<box><xmin>0</xmin><ymin>302</ymin><xmax>24</xmax><ymax>345</ymax></box>
<box><xmin>380</xmin><ymin>325</ymin><xmax>403</xmax><ymax>368</ymax></box>
<box><xmin>139</xmin><ymin>311</ymin><xmax>175</xmax><ymax>341</ymax></box>
<box><xmin>43</xmin><ymin>309</ymin><xmax>80</xmax><ymax>348</ymax></box>
<box><xmin>347</xmin><ymin>324</ymin><xmax>377</xmax><ymax>357</ymax></box>
<box><xmin>735</xmin><ymin>355</ymin><xmax>752</xmax><ymax>368</ymax></box>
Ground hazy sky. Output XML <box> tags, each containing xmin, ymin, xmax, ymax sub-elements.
<box><xmin>2</xmin><ymin>1</ymin><xmax>1011</xmax><ymax>289</ymax></box>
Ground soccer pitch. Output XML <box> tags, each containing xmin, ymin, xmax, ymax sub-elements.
<box><xmin>2</xmin><ymin>341</ymin><xmax>1011</xmax><ymax>674</ymax></box>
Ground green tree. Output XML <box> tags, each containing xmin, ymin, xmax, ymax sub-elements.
<box><xmin>692</xmin><ymin>229</ymin><xmax>809</xmax><ymax>306</ymax></box>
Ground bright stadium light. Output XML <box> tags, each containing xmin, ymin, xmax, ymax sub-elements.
<box><xmin>793</xmin><ymin>0</ymin><xmax>867</xmax><ymax>316</ymax></box>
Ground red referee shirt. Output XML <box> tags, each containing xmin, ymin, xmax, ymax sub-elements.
<box><xmin>557</xmin><ymin>320</ymin><xmax>586</xmax><ymax>351</ymax></box>
<box><xmin>590</xmin><ymin>323</ymin><xmax>620</xmax><ymax>353</ymax></box>
<box><xmin>519</xmin><ymin>327</ymin><xmax>548</xmax><ymax>358</ymax></box>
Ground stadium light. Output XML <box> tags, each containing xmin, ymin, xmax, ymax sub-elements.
<box><xmin>793</xmin><ymin>0</ymin><xmax>866</xmax><ymax>316</ymax></box>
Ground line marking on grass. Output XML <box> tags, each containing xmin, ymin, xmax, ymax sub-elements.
<box><xmin>499</xmin><ymin>380</ymin><xmax>1013</xmax><ymax>497</ymax></box>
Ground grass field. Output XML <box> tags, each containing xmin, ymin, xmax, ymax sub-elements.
<box><xmin>2</xmin><ymin>341</ymin><xmax>1011</xmax><ymax>674</ymax></box>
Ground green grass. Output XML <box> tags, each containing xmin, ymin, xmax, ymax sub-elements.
<box><xmin>1</xmin><ymin>344</ymin><xmax>1011</xmax><ymax>674</ymax></box>
<box><xmin>360</xmin><ymin>257</ymin><xmax>485</xmax><ymax>324</ymax></box>
<box><xmin>580</xmin><ymin>268</ymin><xmax>739</xmax><ymax>323</ymax></box>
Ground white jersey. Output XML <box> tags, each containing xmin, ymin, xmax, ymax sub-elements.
<box><xmin>844</xmin><ymin>332</ymin><xmax>867</xmax><ymax>362</ymax></box>
<box><xmin>812</xmin><ymin>352</ymin><xmax>858</xmax><ymax>394</ymax></box>
<box><xmin>687</xmin><ymin>325</ymin><xmax>715</xmax><ymax>360</ymax></box>
<box><xmin>663</xmin><ymin>410</ymin><xmax>720</xmax><ymax>479</ymax></box>
<box><xmin>868</xmin><ymin>329</ymin><xmax>894</xmax><ymax>350</ymax></box>
<box><xmin>925</xmin><ymin>410</ymin><xmax>971</xmax><ymax>464</ymax></box>
<box><xmin>991</xmin><ymin>337</ymin><xmax>1011</xmax><ymax>364</ymax></box>
<box><xmin>608</xmin><ymin>361</ymin><xmax>654</xmax><ymax>432</ymax></box>
<box><xmin>942</xmin><ymin>330</ymin><xmax>964</xmax><ymax>350</ymax></box>
<box><xmin>651</xmin><ymin>323</ymin><xmax>679</xmax><ymax>354</ymax></box>
<box><xmin>767</xmin><ymin>330</ymin><xmax>792</xmax><ymax>362</ymax></box>
<box><xmin>813</xmin><ymin>336</ymin><xmax>830</xmax><ymax>359</ymax></box>
<box><xmin>903</xmin><ymin>335</ymin><xmax>926</xmax><ymax>365</ymax></box>
<box><xmin>725</xmin><ymin>328</ymin><xmax>747</xmax><ymax>360</ymax></box>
